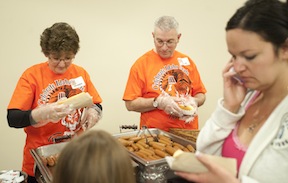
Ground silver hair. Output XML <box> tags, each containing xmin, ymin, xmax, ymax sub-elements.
<box><xmin>154</xmin><ymin>16</ymin><xmax>179</xmax><ymax>32</ymax></box>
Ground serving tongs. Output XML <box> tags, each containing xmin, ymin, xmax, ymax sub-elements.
<box><xmin>49</xmin><ymin>133</ymin><xmax>72</xmax><ymax>143</ymax></box>
<box><xmin>137</xmin><ymin>126</ymin><xmax>159</xmax><ymax>144</ymax></box>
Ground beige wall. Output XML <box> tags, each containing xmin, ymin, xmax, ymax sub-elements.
<box><xmin>0</xmin><ymin>0</ymin><xmax>244</xmax><ymax>171</ymax></box>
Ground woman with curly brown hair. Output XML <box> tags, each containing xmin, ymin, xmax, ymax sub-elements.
<box><xmin>7</xmin><ymin>22</ymin><xmax>103</xmax><ymax>183</ymax></box>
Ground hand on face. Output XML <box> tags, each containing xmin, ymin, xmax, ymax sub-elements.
<box><xmin>222</xmin><ymin>61</ymin><xmax>247</xmax><ymax>113</ymax></box>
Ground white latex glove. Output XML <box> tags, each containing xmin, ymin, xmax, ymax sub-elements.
<box><xmin>156</xmin><ymin>93</ymin><xmax>183</xmax><ymax>117</ymax></box>
<box><xmin>80</xmin><ymin>105</ymin><xmax>102</xmax><ymax>130</ymax></box>
<box><xmin>179</xmin><ymin>95</ymin><xmax>198</xmax><ymax>123</ymax></box>
<box><xmin>31</xmin><ymin>102</ymin><xmax>74</xmax><ymax>127</ymax></box>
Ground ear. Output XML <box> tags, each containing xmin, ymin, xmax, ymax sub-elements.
<box><xmin>152</xmin><ymin>32</ymin><xmax>155</xmax><ymax>38</ymax></box>
<box><xmin>177</xmin><ymin>33</ymin><xmax>182</xmax><ymax>42</ymax></box>
<box><xmin>280</xmin><ymin>38</ymin><xmax>288</xmax><ymax>59</ymax></box>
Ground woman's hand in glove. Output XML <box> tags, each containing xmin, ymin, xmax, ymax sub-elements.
<box><xmin>156</xmin><ymin>94</ymin><xmax>183</xmax><ymax>117</ymax></box>
<box><xmin>80</xmin><ymin>105</ymin><xmax>102</xmax><ymax>130</ymax></box>
<box><xmin>31</xmin><ymin>102</ymin><xmax>74</xmax><ymax>127</ymax></box>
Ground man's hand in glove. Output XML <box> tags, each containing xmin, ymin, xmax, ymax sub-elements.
<box><xmin>31</xmin><ymin>102</ymin><xmax>74</xmax><ymax>127</ymax></box>
<box><xmin>80</xmin><ymin>105</ymin><xmax>102</xmax><ymax>130</ymax></box>
<box><xmin>179</xmin><ymin>95</ymin><xmax>198</xmax><ymax>123</ymax></box>
<box><xmin>156</xmin><ymin>94</ymin><xmax>183</xmax><ymax>117</ymax></box>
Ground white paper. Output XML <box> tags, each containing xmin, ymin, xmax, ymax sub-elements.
<box><xmin>165</xmin><ymin>151</ymin><xmax>237</xmax><ymax>176</ymax></box>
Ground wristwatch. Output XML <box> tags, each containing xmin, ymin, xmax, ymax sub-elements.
<box><xmin>152</xmin><ymin>97</ymin><xmax>158</xmax><ymax>108</ymax></box>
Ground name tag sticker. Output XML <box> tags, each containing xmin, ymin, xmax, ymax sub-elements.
<box><xmin>70</xmin><ymin>76</ymin><xmax>85</xmax><ymax>89</ymax></box>
<box><xmin>178</xmin><ymin>57</ymin><xmax>190</xmax><ymax>66</ymax></box>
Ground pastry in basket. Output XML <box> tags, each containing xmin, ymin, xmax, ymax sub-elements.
<box><xmin>177</xmin><ymin>95</ymin><xmax>197</xmax><ymax>120</ymax></box>
<box><xmin>178</xmin><ymin>104</ymin><xmax>196</xmax><ymax>116</ymax></box>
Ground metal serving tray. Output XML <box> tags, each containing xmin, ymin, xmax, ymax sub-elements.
<box><xmin>113</xmin><ymin>128</ymin><xmax>196</xmax><ymax>166</ymax></box>
<box><xmin>30</xmin><ymin>128</ymin><xmax>195</xmax><ymax>183</ymax></box>
<box><xmin>113</xmin><ymin>128</ymin><xmax>196</xmax><ymax>183</ymax></box>
<box><xmin>30</xmin><ymin>142</ymin><xmax>68</xmax><ymax>183</ymax></box>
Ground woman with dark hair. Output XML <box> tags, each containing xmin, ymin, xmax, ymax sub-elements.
<box><xmin>175</xmin><ymin>0</ymin><xmax>288</xmax><ymax>182</ymax></box>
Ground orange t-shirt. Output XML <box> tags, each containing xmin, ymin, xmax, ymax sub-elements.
<box><xmin>7</xmin><ymin>62</ymin><xmax>102</xmax><ymax>176</ymax></box>
<box><xmin>123</xmin><ymin>50</ymin><xmax>206</xmax><ymax>131</ymax></box>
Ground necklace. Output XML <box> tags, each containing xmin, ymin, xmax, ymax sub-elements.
<box><xmin>248</xmin><ymin>123</ymin><xmax>258</xmax><ymax>133</ymax></box>
<box><xmin>247</xmin><ymin>110</ymin><xmax>266</xmax><ymax>134</ymax></box>
<box><xmin>247</xmin><ymin>88</ymin><xmax>288</xmax><ymax>134</ymax></box>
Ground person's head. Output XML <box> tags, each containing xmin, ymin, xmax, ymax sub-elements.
<box><xmin>53</xmin><ymin>130</ymin><xmax>136</xmax><ymax>183</ymax></box>
<box><xmin>40</xmin><ymin>22</ymin><xmax>80</xmax><ymax>74</ymax></box>
<box><xmin>226</xmin><ymin>0</ymin><xmax>288</xmax><ymax>90</ymax></box>
<box><xmin>152</xmin><ymin>16</ymin><xmax>181</xmax><ymax>59</ymax></box>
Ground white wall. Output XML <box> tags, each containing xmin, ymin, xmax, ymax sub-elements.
<box><xmin>0</xmin><ymin>0</ymin><xmax>244</xmax><ymax>171</ymax></box>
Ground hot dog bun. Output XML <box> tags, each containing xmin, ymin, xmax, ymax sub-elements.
<box><xmin>57</xmin><ymin>92</ymin><xmax>93</xmax><ymax>109</ymax></box>
<box><xmin>178</xmin><ymin>104</ymin><xmax>195</xmax><ymax>115</ymax></box>
<box><xmin>173</xmin><ymin>149</ymin><xmax>184</xmax><ymax>158</ymax></box>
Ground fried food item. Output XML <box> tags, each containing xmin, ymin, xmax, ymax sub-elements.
<box><xmin>165</xmin><ymin>146</ymin><xmax>177</xmax><ymax>156</ymax></box>
<box><xmin>172</xmin><ymin>142</ymin><xmax>185</xmax><ymax>150</ymax></box>
<box><xmin>41</xmin><ymin>154</ymin><xmax>60</xmax><ymax>167</ymax></box>
<box><xmin>154</xmin><ymin>149</ymin><xmax>169</xmax><ymax>158</ymax></box>
<box><xmin>41</xmin><ymin>156</ymin><xmax>48</xmax><ymax>166</ymax></box>
<box><xmin>178</xmin><ymin>104</ymin><xmax>195</xmax><ymax>115</ymax></box>
<box><xmin>119</xmin><ymin>134</ymin><xmax>195</xmax><ymax>161</ymax></box>
<box><xmin>118</xmin><ymin>138</ymin><xmax>133</xmax><ymax>146</ymax></box>
<box><xmin>187</xmin><ymin>144</ymin><xmax>196</xmax><ymax>152</ymax></box>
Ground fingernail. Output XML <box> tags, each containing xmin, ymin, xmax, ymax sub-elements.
<box><xmin>195</xmin><ymin>151</ymin><xmax>202</xmax><ymax>157</ymax></box>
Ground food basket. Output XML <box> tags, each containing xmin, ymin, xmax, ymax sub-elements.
<box><xmin>113</xmin><ymin>128</ymin><xmax>196</xmax><ymax>183</ymax></box>
<box><xmin>30</xmin><ymin>142</ymin><xmax>68</xmax><ymax>183</ymax></box>
<box><xmin>169</xmin><ymin>128</ymin><xmax>199</xmax><ymax>142</ymax></box>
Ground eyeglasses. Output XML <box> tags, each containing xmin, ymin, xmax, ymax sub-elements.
<box><xmin>49</xmin><ymin>56</ymin><xmax>74</xmax><ymax>64</ymax></box>
<box><xmin>154</xmin><ymin>39</ymin><xmax>177</xmax><ymax>47</ymax></box>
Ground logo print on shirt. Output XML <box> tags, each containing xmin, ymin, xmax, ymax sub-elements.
<box><xmin>38</xmin><ymin>79</ymin><xmax>85</xmax><ymax>137</ymax></box>
<box><xmin>271</xmin><ymin>112</ymin><xmax>288</xmax><ymax>149</ymax></box>
<box><xmin>152</xmin><ymin>64</ymin><xmax>192</xmax><ymax>96</ymax></box>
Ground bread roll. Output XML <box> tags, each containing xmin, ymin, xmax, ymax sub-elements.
<box><xmin>57</xmin><ymin>92</ymin><xmax>93</xmax><ymax>109</ymax></box>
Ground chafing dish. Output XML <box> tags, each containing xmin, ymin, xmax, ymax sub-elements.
<box><xmin>30</xmin><ymin>142</ymin><xmax>68</xmax><ymax>183</ymax></box>
<box><xmin>31</xmin><ymin>128</ymin><xmax>195</xmax><ymax>183</ymax></box>
<box><xmin>113</xmin><ymin>128</ymin><xmax>196</xmax><ymax>183</ymax></box>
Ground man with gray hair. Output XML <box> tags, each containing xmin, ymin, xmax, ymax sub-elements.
<box><xmin>123</xmin><ymin>16</ymin><xmax>206</xmax><ymax>131</ymax></box>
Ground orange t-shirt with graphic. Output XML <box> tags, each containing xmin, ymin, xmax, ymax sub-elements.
<box><xmin>7</xmin><ymin>62</ymin><xmax>102</xmax><ymax>176</ymax></box>
<box><xmin>123</xmin><ymin>50</ymin><xmax>206</xmax><ymax>131</ymax></box>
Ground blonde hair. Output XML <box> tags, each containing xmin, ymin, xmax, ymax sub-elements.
<box><xmin>53</xmin><ymin>130</ymin><xmax>136</xmax><ymax>183</ymax></box>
